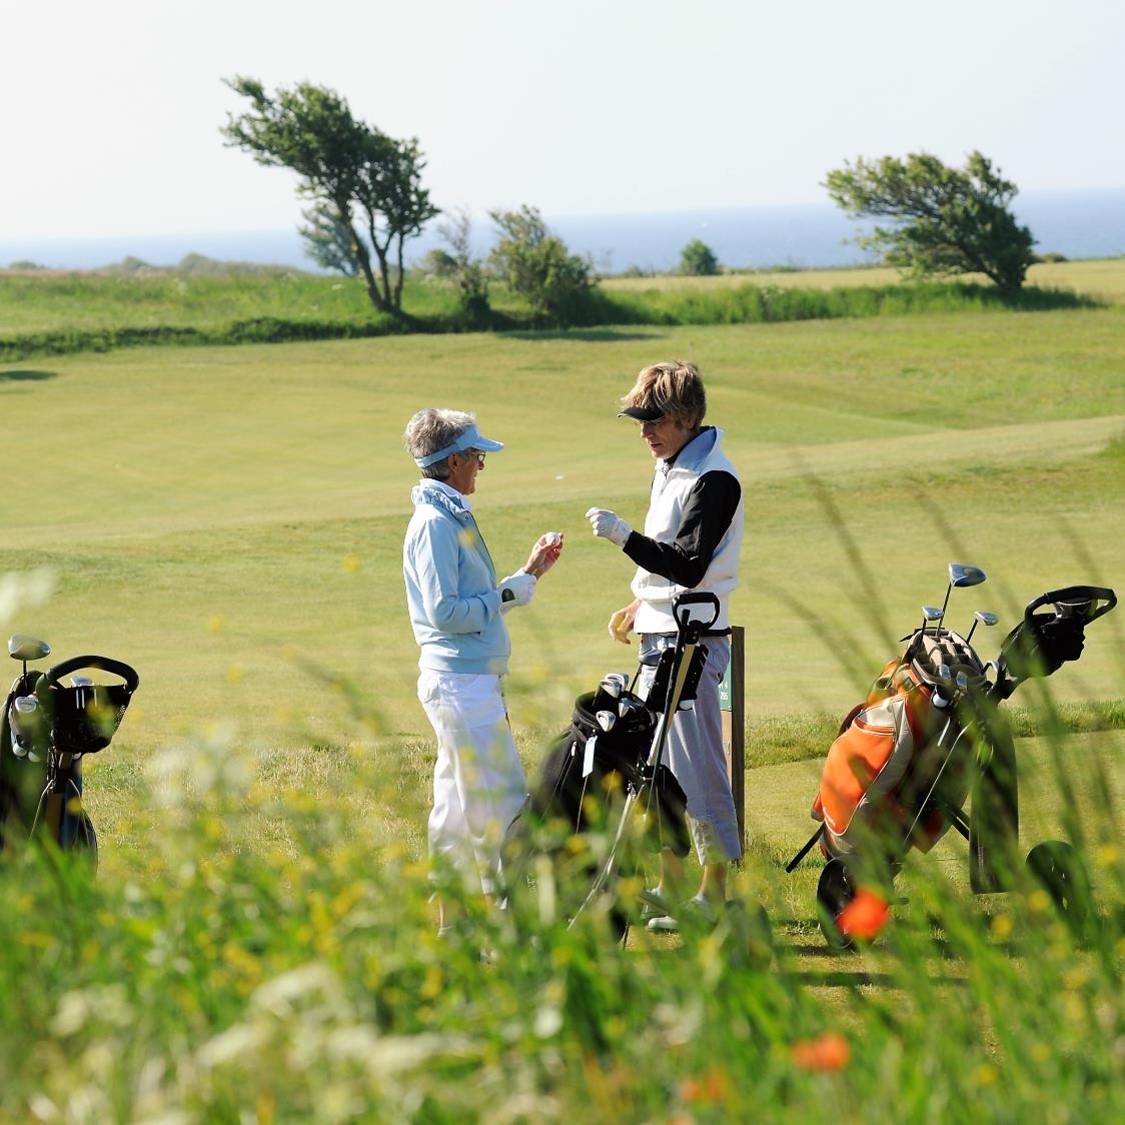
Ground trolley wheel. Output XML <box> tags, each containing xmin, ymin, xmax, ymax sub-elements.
<box><xmin>65</xmin><ymin>813</ymin><xmax>99</xmax><ymax>869</ymax></box>
<box><xmin>816</xmin><ymin>858</ymin><xmax>858</xmax><ymax>951</ymax></box>
<box><xmin>1026</xmin><ymin>840</ymin><xmax>1090</xmax><ymax>934</ymax></box>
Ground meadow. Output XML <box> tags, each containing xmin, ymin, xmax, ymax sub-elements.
<box><xmin>0</xmin><ymin>257</ymin><xmax>1115</xmax><ymax>363</ymax></box>
<box><xmin>603</xmin><ymin>257</ymin><xmax>1125</xmax><ymax>305</ymax></box>
<box><xmin>1</xmin><ymin>296</ymin><xmax>1123</xmax><ymax>1120</ymax></box>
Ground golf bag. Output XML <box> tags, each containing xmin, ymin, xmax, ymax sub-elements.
<box><xmin>504</xmin><ymin>592</ymin><xmax>722</xmax><ymax>935</ymax></box>
<box><xmin>2</xmin><ymin>637</ymin><xmax>139</xmax><ymax>855</ymax></box>
<box><xmin>786</xmin><ymin>567</ymin><xmax>1117</xmax><ymax>948</ymax></box>
<box><xmin>812</xmin><ymin>628</ymin><xmax>983</xmax><ymax>859</ymax></box>
<box><xmin>528</xmin><ymin>683</ymin><xmax>691</xmax><ymax>858</ymax></box>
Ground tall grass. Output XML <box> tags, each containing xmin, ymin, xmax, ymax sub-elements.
<box><xmin>0</xmin><ymin>593</ymin><xmax>1120</xmax><ymax>1122</ymax></box>
<box><xmin>0</xmin><ymin>268</ymin><xmax>1108</xmax><ymax>362</ymax></box>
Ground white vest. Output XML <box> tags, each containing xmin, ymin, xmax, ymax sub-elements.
<box><xmin>631</xmin><ymin>427</ymin><xmax>744</xmax><ymax>634</ymax></box>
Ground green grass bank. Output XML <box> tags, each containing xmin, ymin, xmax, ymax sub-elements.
<box><xmin>1</xmin><ymin>257</ymin><xmax>1119</xmax><ymax>361</ymax></box>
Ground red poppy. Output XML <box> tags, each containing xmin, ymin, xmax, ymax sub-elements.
<box><xmin>837</xmin><ymin>888</ymin><xmax>890</xmax><ymax>941</ymax></box>
<box><xmin>678</xmin><ymin>1067</ymin><xmax>728</xmax><ymax>1104</ymax></box>
<box><xmin>791</xmin><ymin>1032</ymin><xmax>851</xmax><ymax>1071</ymax></box>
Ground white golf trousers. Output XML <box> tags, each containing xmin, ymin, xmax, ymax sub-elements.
<box><xmin>636</xmin><ymin>634</ymin><xmax>743</xmax><ymax>864</ymax></box>
<box><xmin>417</xmin><ymin>669</ymin><xmax>527</xmax><ymax>895</ymax></box>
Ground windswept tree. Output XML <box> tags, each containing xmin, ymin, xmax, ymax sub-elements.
<box><xmin>487</xmin><ymin>206</ymin><xmax>594</xmax><ymax>326</ymax></box>
<box><xmin>221</xmin><ymin>77</ymin><xmax>438</xmax><ymax>315</ymax></box>
<box><xmin>824</xmin><ymin>150</ymin><xmax>1035</xmax><ymax>292</ymax></box>
<box><xmin>299</xmin><ymin>198</ymin><xmax>358</xmax><ymax>277</ymax></box>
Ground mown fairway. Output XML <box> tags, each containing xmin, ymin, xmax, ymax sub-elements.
<box><xmin>4</xmin><ymin>310</ymin><xmax>1122</xmax><ymax>737</ymax></box>
<box><xmin>1</xmin><ymin>306</ymin><xmax>1123</xmax><ymax>1120</ymax></box>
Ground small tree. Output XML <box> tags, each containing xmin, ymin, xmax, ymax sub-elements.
<box><xmin>420</xmin><ymin>249</ymin><xmax>459</xmax><ymax>279</ymax></box>
<box><xmin>824</xmin><ymin>150</ymin><xmax>1035</xmax><ymax>292</ymax></box>
<box><xmin>436</xmin><ymin>208</ymin><xmax>490</xmax><ymax>325</ymax></box>
<box><xmin>487</xmin><ymin>206</ymin><xmax>594</xmax><ymax>326</ymax></box>
<box><xmin>679</xmin><ymin>239</ymin><xmax>720</xmax><ymax>276</ymax></box>
<box><xmin>221</xmin><ymin>77</ymin><xmax>438</xmax><ymax>315</ymax></box>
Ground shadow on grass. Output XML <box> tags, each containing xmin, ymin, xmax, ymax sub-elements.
<box><xmin>497</xmin><ymin>328</ymin><xmax>665</xmax><ymax>342</ymax></box>
<box><xmin>0</xmin><ymin>368</ymin><xmax>56</xmax><ymax>383</ymax></box>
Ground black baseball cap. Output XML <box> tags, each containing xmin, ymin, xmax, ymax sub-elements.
<box><xmin>618</xmin><ymin>404</ymin><xmax>665</xmax><ymax>422</ymax></box>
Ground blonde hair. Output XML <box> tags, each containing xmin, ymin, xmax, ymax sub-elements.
<box><xmin>621</xmin><ymin>361</ymin><xmax>707</xmax><ymax>428</ymax></box>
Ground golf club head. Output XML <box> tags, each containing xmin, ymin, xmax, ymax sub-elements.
<box><xmin>965</xmin><ymin>609</ymin><xmax>999</xmax><ymax>643</ymax></box>
<box><xmin>8</xmin><ymin>634</ymin><xmax>50</xmax><ymax>663</ymax></box>
<box><xmin>599</xmin><ymin>672</ymin><xmax>630</xmax><ymax>699</ymax></box>
<box><xmin>595</xmin><ymin>710</ymin><xmax>616</xmax><ymax>732</ymax></box>
<box><xmin>949</xmin><ymin>562</ymin><xmax>987</xmax><ymax>589</ymax></box>
<box><xmin>617</xmin><ymin>694</ymin><xmax>645</xmax><ymax>718</ymax></box>
<box><xmin>921</xmin><ymin>605</ymin><xmax>944</xmax><ymax>633</ymax></box>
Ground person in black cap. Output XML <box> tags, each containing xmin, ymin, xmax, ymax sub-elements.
<box><xmin>585</xmin><ymin>362</ymin><xmax>744</xmax><ymax>932</ymax></box>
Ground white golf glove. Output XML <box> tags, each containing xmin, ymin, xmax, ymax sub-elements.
<box><xmin>498</xmin><ymin>571</ymin><xmax>536</xmax><ymax>613</ymax></box>
<box><xmin>585</xmin><ymin>507</ymin><xmax>632</xmax><ymax>548</ymax></box>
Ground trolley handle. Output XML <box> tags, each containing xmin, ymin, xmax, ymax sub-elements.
<box><xmin>1022</xmin><ymin>585</ymin><xmax>1116</xmax><ymax>626</ymax></box>
<box><xmin>45</xmin><ymin>655</ymin><xmax>140</xmax><ymax>696</ymax></box>
<box><xmin>672</xmin><ymin>592</ymin><xmax>721</xmax><ymax>634</ymax></box>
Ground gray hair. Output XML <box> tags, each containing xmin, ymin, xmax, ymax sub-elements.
<box><xmin>403</xmin><ymin>407</ymin><xmax>476</xmax><ymax>480</ymax></box>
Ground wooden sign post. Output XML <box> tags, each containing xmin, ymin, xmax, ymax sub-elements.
<box><xmin>719</xmin><ymin>625</ymin><xmax>746</xmax><ymax>849</ymax></box>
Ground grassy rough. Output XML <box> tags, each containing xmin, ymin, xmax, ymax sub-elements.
<box><xmin>1</xmin><ymin>258</ymin><xmax>1117</xmax><ymax>360</ymax></box>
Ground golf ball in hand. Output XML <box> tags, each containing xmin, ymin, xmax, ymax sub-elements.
<box><xmin>544</xmin><ymin>531</ymin><xmax>562</xmax><ymax>546</ymax></box>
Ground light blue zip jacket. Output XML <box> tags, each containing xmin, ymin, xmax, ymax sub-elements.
<box><xmin>403</xmin><ymin>481</ymin><xmax>512</xmax><ymax>674</ymax></box>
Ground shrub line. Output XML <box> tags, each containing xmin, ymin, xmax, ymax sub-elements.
<box><xmin>0</xmin><ymin>282</ymin><xmax>1104</xmax><ymax>363</ymax></box>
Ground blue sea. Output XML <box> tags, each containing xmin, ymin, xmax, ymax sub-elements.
<box><xmin>3</xmin><ymin>188</ymin><xmax>1123</xmax><ymax>274</ymax></box>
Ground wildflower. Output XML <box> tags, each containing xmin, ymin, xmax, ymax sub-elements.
<box><xmin>679</xmin><ymin>1067</ymin><xmax>728</xmax><ymax>1103</ymax></box>
<box><xmin>791</xmin><ymin>1032</ymin><xmax>850</xmax><ymax>1071</ymax></box>
<box><xmin>836</xmin><ymin>888</ymin><xmax>890</xmax><ymax>941</ymax></box>
<box><xmin>974</xmin><ymin>1062</ymin><xmax>998</xmax><ymax>1086</ymax></box>
<box><xmin>990</xmin><ymin>912</ymin><xmax>1014</xmax><ymax>939</ymax></box>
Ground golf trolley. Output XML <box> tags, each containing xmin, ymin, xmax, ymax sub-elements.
<box><xmin>1</xmin><ymin>634</ymin><xmax>140</xmax><ymax>862</ymax></box>
<box><xmin>785</xmin><ymin>563</ymin><xmax>1116</xmax><ymax>949</ymax></box>
<box><xmin>504</xmin><ymin>592</ymin><xmax>724</xmax><ymax>940</ymax></box>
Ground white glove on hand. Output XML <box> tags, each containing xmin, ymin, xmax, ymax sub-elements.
<box><xmin>498</xmin><ymin>571</ymin><xmax>536</xmax><ymax>613</ymax></box>
<box><xmin>585</xmin><ymin>507</ymin><xmax>632</xmax><ymax>548</ymax></box>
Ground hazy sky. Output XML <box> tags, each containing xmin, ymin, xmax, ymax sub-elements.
<box><xmin>4</xmin><ymin>0</ymin><xmax>1123</xmax><ymax>241</ymax></box>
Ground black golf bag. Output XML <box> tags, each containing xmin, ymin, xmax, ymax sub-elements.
<box><xmin>2</xmin><ymin>637</ymin><xmax>139</xmax><ymax>856</ymax></box>
<box><xmin>527</xmin><ymin>683</ymin><xmax>692</xmax><ymax>858</ymax></box>
<box><xmin>503</xmin><ymin>593</ymin><xmax>723</xmax><ymax>936</ymax></box>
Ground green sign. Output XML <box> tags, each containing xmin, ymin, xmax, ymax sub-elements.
<box><xmin>719</xmin><ymin>661</ymin><xmax>732</xmax><ymax>711</ymax></box>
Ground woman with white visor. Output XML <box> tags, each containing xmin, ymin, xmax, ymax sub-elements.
<box><xmin>403</xmin><ymin>408</ymin><xmax>564</xmax><ymax>933</ymax></box>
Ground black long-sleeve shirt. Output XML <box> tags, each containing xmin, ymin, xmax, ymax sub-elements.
<box><xmin>622</xmin><ymin>469</ymin><xmax>742</xmax><ymax>589</ymax></box>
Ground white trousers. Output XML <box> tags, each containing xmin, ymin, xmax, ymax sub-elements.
<box><xmin>417</xmin><ymin>670</ymin><xmax>527</xmax><ymax>895</ymax></box>
<box><xmin>637</xmin><ymin>634</ymin><xmax>743</xmax><ymax>864</ymax></box>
